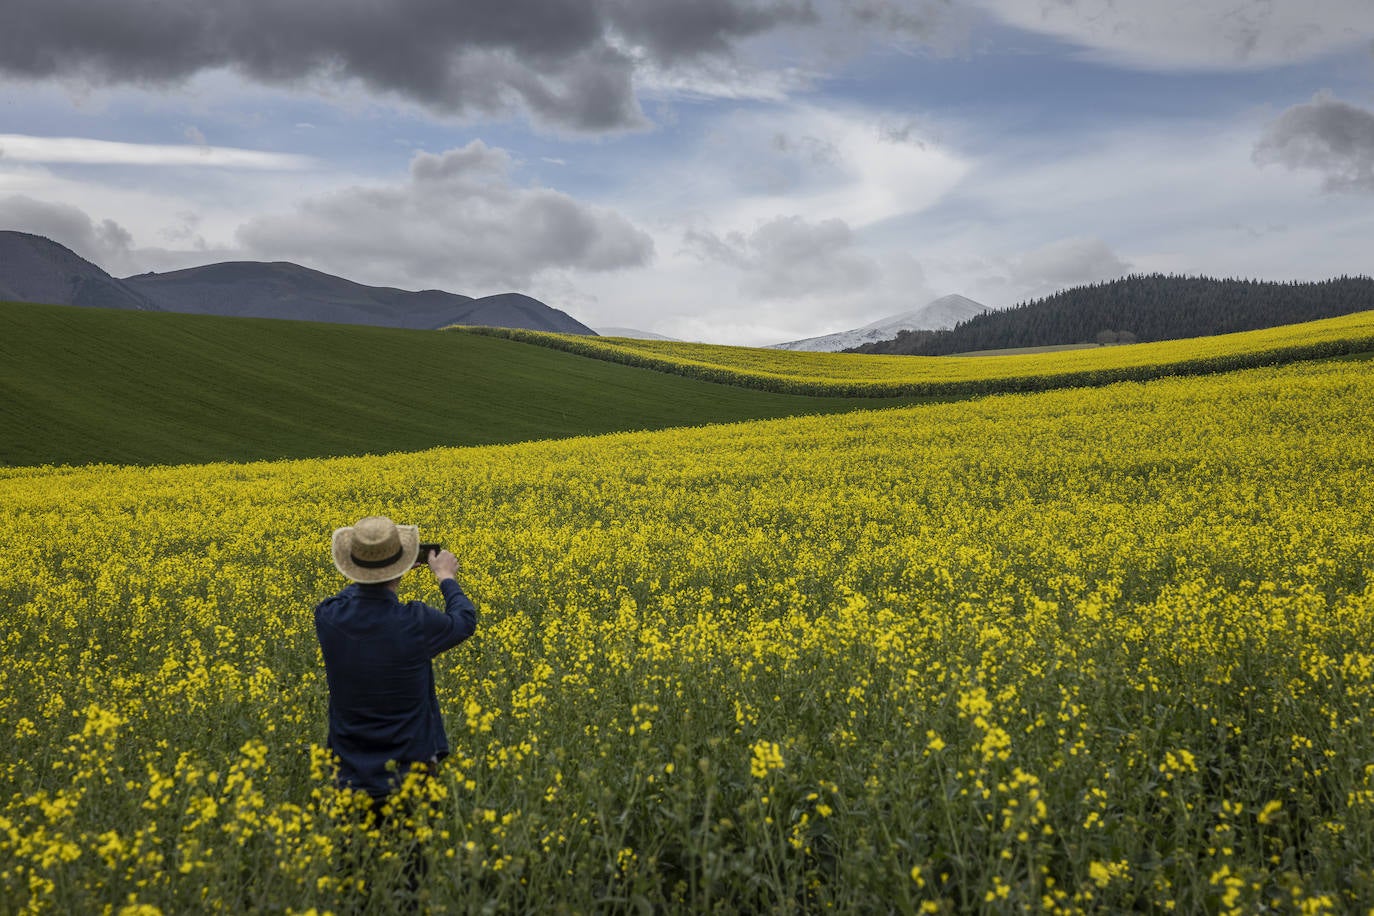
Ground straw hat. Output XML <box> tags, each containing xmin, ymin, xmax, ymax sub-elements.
<box><xmin>331</xmin><ymin>516</ymin><xmax>420</xmax><ymax>583</ymax></box>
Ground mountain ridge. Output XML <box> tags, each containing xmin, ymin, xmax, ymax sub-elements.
<box><xmin>0</xmin><ymin>230</ymin><xmax>594</xmax><ymax>334</ymax></box>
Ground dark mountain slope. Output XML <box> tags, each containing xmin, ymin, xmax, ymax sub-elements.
<box><xmin>461</xmin><ymin>293</ymin><xmax>592</xmax><ymax>334</ymax></box>
<box><xmin>123</xmin><ymin>262</ymin><xmax>596</xmax><ymax>333</ymax></box>
<box><xmin>0</xmin><ymin>230</ymin><xmax>159</xmax><ymax>311</ymax></box>
<box><xmin>122</xmin><ymin>261</ymin><xmax>475</xmax><ymax>330</ymax></box>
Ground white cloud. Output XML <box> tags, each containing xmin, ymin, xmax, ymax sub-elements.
<box><xmin>716</xmin><ymin>106</ymin><xmax>971</xmax><ymax>229</ymax></box>
<box><xmin>0</xmin><ymin>149</ymin><xmax>345</xmax><ymax>273</ymax></box>
<box><xmin>622</xmin><ymin>104</ymin><xmax>969</xmax><ymax>248</ymax></box>
<box><xmin>560</xmin><ymin>215</ymin><xmax>940</xmax><ymax>346</ymax></box>
<box><xmin>537</xmin><ymin>102</ymin><xmax>968</xmax><ymax>343</ymax></box>
<box><xmin>0</xmin><ymin>134</ymin><xmax>312</xmax><ymax>169</ymax></box>
<box><xmin>0</xmin><ymin>194</ymin><xmax>139</xmax><ymax>274</ymax></box>
<box><xmin>904</xmin><ymin>111</ymin><xmax>1374</xmax><ymax>308</ymax></box>
<box><xmin>630</xmin><ymin>49</ymin><xmax>819</xmax><ymax>103</ymax></box>
<box><xmin>1007</xmin><ymin>237</ymin><xmax>1133</xmax><ymax>295</ymax></box>
<box><xmin>684</xmin><ymin>214</ymin><xmax>879</xmax><ymax>299</ymax></box>
<box><xmin>974</xmin><ymin>0</ymin><xmax>1374</xmax><ymax>70</ymax></box>
<box><xmin>237</xmin><ymin>141</ymin><xmax>655</xmax><ymax>291</ymax></box>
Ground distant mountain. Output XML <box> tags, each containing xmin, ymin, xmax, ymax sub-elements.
<box><xmin>771</xmin><ymin>294</ymin><xmax>988</xmax><ymax>352</ymax></box>
<box><xmin>0</xmin><ymin>230</ymin><xmax>595</xmax><ymax>334</ymax></box>
<box><xmin>851</xmin><ymin>274</ymin><xmax>1374</xmax><ymax>355</ymax></box>
<box><xmin>595</xmin><ymin>327</ymin><xmax>679</xmax><ymax>340</ymax></box>
<box><xmin>0</xmin><ymin>230</ymin><xmax>159</xmax><ymax>311</ymax></box>
<box><xmin>123</xmin><ymin>264</ymin><xmax>595</xmax><ymax>334</ymax></box>
<box><xmin>459</xmin><ymin>293</ymin><xmax>593</xmax><ymax>335</ymax></box>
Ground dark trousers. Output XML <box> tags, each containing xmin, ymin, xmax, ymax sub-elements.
<box><xmin>369</xmin><ymin>793</ymin><xmax>430</xmax><ymax>911</ymax></box>
<box><xmin>340</xmin><ymin>764</ymin><xmax>439</xmax><ymax>913</ymax></box>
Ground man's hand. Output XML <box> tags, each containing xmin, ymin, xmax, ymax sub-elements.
<box><xmin>428</xmin><ymin>549</ymin><xmax>459</xmax><ymax>582</ymax></box>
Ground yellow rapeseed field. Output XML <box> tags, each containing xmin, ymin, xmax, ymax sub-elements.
<box><xmin>460</xmin><ymin>310</ymin><xmax>1374</xmax><ymax>396</ymax></box>
<box><xmin>2</xmin><ymin>354</ymin><xmax>1373</xmax><ymax>913</ymax></box>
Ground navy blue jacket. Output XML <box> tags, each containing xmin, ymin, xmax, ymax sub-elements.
<box><xmin>314</xmin><ymin>579</ymin><xmax>477</xmax><ymax>797</ymax></box>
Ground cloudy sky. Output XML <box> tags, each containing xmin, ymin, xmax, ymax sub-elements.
<box><xmin>2</xmin><ymin>0</ymin><xmax>1373</xmax><ymax>344</ymax></box>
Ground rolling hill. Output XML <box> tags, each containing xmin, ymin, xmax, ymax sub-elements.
<box><xmin>458</xmin><ymin>310</ymin><xmax>1374</xmax><ymax>396</ymax></box>
<box><xmin>0</xmin><ymin>300</ymin><xmax>922</xmax><ymax>467</ymax></box>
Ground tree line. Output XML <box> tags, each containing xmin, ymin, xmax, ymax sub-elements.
<box><xmin>848</xmin><ymin>274</ymin><xmax>1374</xmax><ymax>355</ymax></box>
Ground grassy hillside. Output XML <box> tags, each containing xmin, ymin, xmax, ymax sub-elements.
<box><xmin>459</xmin><ymin>310</ymin><xmax>1374</xmax><ymax>396</ymax></box>
<box><xmin>0</xmin><ymin>301</ymin><xmax>924</xmax><ymax>467</ymax></box>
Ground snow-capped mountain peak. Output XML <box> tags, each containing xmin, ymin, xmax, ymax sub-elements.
<box><xmin>770</xmin><ymin>294</ymin><xmax>989</xmax><ymax>352</ymax></box>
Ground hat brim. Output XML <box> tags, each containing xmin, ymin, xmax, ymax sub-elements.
<box><xmin>331</xmin><ymin>524</ymin><xmax>421</xmax><ymax>583</ymax></box>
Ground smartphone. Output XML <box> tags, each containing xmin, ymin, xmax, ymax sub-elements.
<box><xmin>417</xmin><ymin>542</ymin><xmax>442</xmax><ymax>563</ymax></box>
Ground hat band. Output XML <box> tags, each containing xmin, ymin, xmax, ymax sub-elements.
<box><xmin>350</xmin><ymin>547</ymin><xmax>405</xmax><ymax>569</ymax></box>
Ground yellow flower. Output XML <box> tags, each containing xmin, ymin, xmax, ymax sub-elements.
<box><xmin>750</xmin><ymin>741</ymin><xmax>784</xmax><ymax>779</ymax></box>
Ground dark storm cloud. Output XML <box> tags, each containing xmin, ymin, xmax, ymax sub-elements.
<box><xmin>236</xmin><ymin>141</ymin><xmax>654</xmax><ymax>289</ymax></box>
<box><xmin>0</xmin><ymin>0</ymin><xmax>813</xmax><ymax>130</ymax></box>
<box><xmin>1254</xmin><ymin>92</ymin><xmax>1374</xmax><ymax>192</ymax></box>
<box><xmin>608</xmin><ymin>0</ymin><xmax>817</xmax><ymax>62</ymax></box>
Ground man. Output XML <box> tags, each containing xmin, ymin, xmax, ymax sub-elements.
<box><xmin>315</xmin><ymin>514</ymin><xmax>478</xmax><ymax>804</ymax></box>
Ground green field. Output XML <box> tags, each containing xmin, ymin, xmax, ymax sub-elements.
<box><xmin>0</xmin><ymin>301</ymin><xmax>928</xmax><ymax>467</ymax></box>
